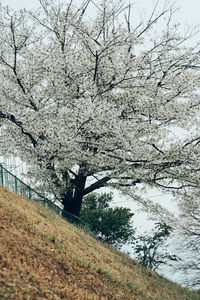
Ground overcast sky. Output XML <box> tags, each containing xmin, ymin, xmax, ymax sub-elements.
<box><xmin>1</xmin><ymin>0</ymin><xmax>200</xmax><ymax>28</ymax></box>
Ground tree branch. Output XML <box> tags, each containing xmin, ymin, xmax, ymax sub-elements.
<box><xmin>82</xmin><ymin>176</ymin><xmax>110</xmax><ymax>196</ymax></box>
<box><xmin>0</xmin><ymin>111</ymin><xmax>37</xmax><ymax>147</ymax></box>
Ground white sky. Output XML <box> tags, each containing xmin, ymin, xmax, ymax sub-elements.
<box><xmin>2</xmin><ymin>0</ymin><xmax>200</xmax><ymax>28</ymax></box>
<box><xmin>1</xmin><ymin>0</ymin><xmax>199</xmax><ymax>22</ymax></box>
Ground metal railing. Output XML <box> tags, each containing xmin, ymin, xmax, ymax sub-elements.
<box><xmin>0</xmin><ymin>163</ymin><xmax>86</xmax><ymax>227</ymax></box>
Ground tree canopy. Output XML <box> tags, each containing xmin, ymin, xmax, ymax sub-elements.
<box><xmin>80</xmin><ymin>192</ymin><xmax>135</xmax><ymax>248</ymax></box>
<box><xmin>0</xmin><ymin>0</ymin><xmax>200</xmax><ymax>216</ymax></box>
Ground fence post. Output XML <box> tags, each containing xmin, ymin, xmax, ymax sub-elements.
<box><xmin>15</xmin><ymin>176</ymin><xmax>18</xmax><ymax>193</ymax></box>
<box><xmin>0</xmin><ymin>165</ymin><xmax>3</xmax><ymax>187</ymax></box>
<box><xmin>28</xmin><ymin>186</ymin><xmax>31</xmax><ymax>200</ymax></box>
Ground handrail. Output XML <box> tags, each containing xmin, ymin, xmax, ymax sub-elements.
<box><xmin>0</xmin><ymin>163</ymin><xmax>86</xmax><ymax>227</ymax></box>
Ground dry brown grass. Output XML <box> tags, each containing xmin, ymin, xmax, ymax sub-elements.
<box><xmin>0</xmin><ymin>187</ymin><xmax>199</xmax><ymax>300</ymax></box>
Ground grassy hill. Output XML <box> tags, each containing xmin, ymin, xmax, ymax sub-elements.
<box><xmin>0</xmin><ymin>187</ymin><xmax>199</xmax><ymax>300</ymax></box>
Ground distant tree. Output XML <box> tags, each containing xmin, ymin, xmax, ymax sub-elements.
<box><xmin>0</xmin><ymin>0</ymin><xmax>200</xmax><ymax>217</ymax></box>
<box><xmin>174</xmin><ymin>189</ymin><xmax>200</xmax><ymax>289</ymax></box>
<box><xmin>132</xmin><ymin>223</ymin><xmax>178</xmax><ymax>270</ymax></box>
<box><xmin>80</xmin><ymin>192</ymin><xmax>135</xmax><ymax>248</ymax></box>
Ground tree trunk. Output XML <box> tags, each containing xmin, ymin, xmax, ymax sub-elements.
<box><xmin>62</xmin><ymin>174</ymin><xmax>86</xmax><ymax>217</ymax></box>
<box><xmin>62</xmin><ymin>191</ymin><xmax>83</xmax><ymax>217</ymax></box>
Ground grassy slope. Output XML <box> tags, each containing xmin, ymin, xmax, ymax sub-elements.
<box><xmin>0</xmin><ymin>187</ymin><xmax>199</xmax><ymax>300</ymax></box>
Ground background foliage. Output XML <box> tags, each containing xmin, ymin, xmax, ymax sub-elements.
<box><xmin>80</xmin><ymin>192</ymin><xmax>135</xmax><ymax>248</ymax></box>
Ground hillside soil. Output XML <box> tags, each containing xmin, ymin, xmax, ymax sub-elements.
<box><xmin>0</xmin><ymin>187</ymin><xmax>199</xmax><ymax>300</ymax></box>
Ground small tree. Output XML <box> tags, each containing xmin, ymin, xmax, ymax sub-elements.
<box><xmin>174</xmin><ymin>188</ymin><xmax>200</xmax><ymax>289</ymax></box>
<box><xmin>132</xmin><ymin>223</ymin><xmax>178</xmax><ymax>270</ymax></box>
<box><xmin>80</xmin><ymin>192</ymin><xmax>135</xmax><ymax>248</ymax></box>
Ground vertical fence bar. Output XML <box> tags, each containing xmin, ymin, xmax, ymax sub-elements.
<box><xmin>4</xmin><ymin>169</ymin><xmax>7</xmax><ymax>189</ymax></box>
<box><xmin>28</xmin><ymin>186</ymin><xmax>31</xmax><ymax>200</ymax></box>
<box><xmin>0</xmin><ymin>165</ymin><xmax>3</xmax><ymax>187</ymax></box>
<box><xmin>15</xmin><ymin>176</ymin><xmax>17</xmax><ymax>193</ymax></box>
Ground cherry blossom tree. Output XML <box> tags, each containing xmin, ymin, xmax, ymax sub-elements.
<box><xmin>0</xmin><ymin>0</ymin><xmax>200</xmax><ymax>216</ymax></box>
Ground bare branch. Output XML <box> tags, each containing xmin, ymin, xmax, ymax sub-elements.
<box><xmin>82</xmin><ymin>176</ymin><xmax>111</xmax><ymax>196</ymax></box>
